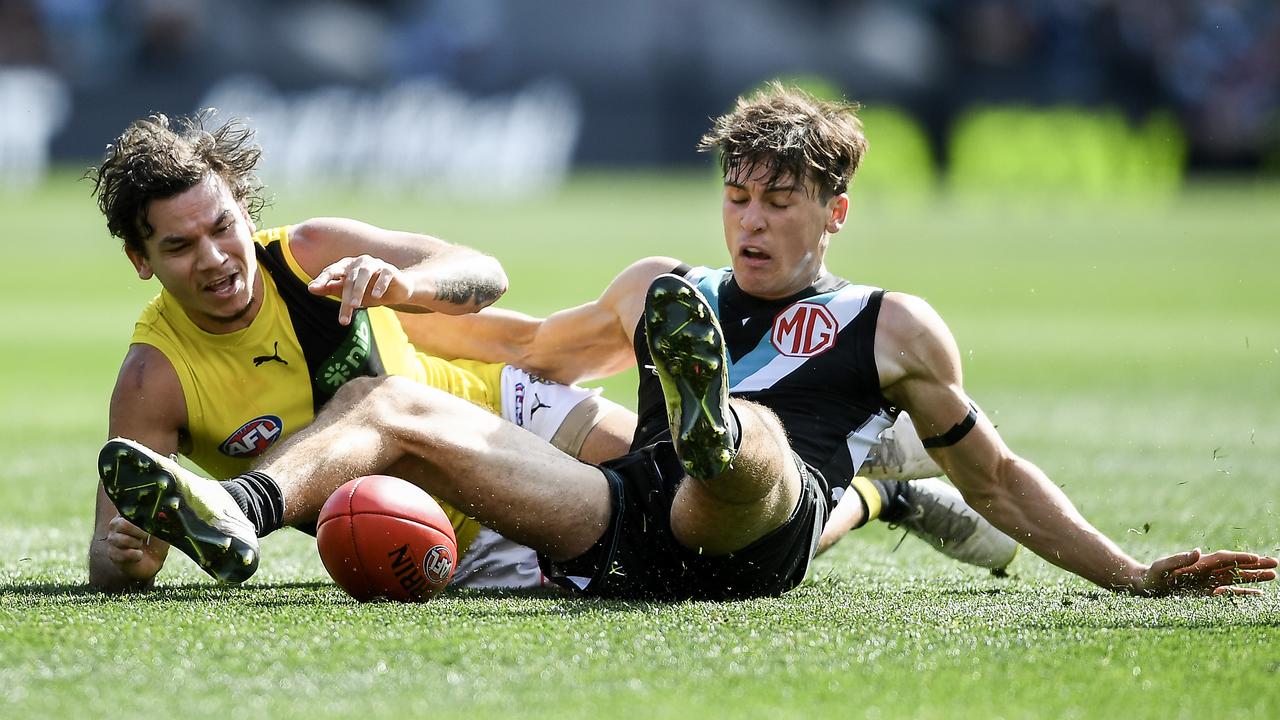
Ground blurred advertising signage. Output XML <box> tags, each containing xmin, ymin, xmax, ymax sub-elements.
<box><xmin>0</xmin><ymin>69</ymin><xmax>69</xmax><ymax>190</ymax></box>
<box><xmin>200</xmin><ymin>76</ymin><xmax>581</xmax><ymax>196</ymax></box>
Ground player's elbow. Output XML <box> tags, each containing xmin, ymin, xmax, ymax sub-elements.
<box><xmin>459</xmin><ymin>256</ymin><xmax>509</xmax><ymax>314</ymax></box>
<box><xmin>520</xmin><ymin>351</ymin><xmax>585</xmax><ymax>386</ymax></box>
<box><xmin>506</xmin><ymin>321</ymin><xmax>549</xmax><ymax>372</ymax></box>
<box><xmin>428</xmin><ymin>254</ymin><xmax>508</xmax><ymax>316</ymax></box>
<box><xmin>527</xmin><ymin>342</ymin><xmax>632</xmax><ymax>386</ymax></box>
<box><xmin>478</xmin><ymin>258</ymin><xmax>509</xmax><ymax>309</ymax></box>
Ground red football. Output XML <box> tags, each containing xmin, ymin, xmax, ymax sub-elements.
<box><xmin>316</xmin><ymin>475</ymin><xmax>458</xmax><ymax>602</ymax></box>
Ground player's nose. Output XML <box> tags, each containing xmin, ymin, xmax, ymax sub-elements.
<box><xmin>193</xmin><ymin>236</ymin><xmax>230</xmax><ymax>268</ymax></box>
<box><xmin>739</xmin><ymin>201</ymin><xmax>766</xmax><ymax>232</ymax></box>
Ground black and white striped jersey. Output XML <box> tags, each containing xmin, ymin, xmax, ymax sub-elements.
<box><xmin>631</xmin><ymin>265</ymin><xmax>898</xmax><ymax>511</ymax></box>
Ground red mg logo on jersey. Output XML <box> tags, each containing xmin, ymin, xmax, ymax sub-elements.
<box><xmin>771</xmin><ymin>302</ymin><xmax>839</xmax><ymax>357</ymax></box>
<box><xmin>219</xmin><ymin>415</ymin><xmax>284</xmax><ymax>458</ymax></box>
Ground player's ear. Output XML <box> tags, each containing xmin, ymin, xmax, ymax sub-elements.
<box><xmin>826</xmin><ymin>193</ymin><xmax>849</xmax><ymax>233</ymax></box>
<box><xmin>125</xmin><ymin>245</ymin><xmax>153</xmax><ymax>280</ymax></box>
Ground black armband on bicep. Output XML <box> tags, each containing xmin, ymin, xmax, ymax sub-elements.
<box><xmin>920</xmin><ymin>405</ymin><xmax>978</xmax><ymax>448</ymax></box>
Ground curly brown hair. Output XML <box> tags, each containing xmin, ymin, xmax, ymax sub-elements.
<box><xmin>698</xmin><ymin>81</ymin><xmax>868</xmax><ymax>199</ymax></box>
<box><xmin>87</xmin><ymin>112</ymin><xmax>266</xmax><ymax>255</ymax></box>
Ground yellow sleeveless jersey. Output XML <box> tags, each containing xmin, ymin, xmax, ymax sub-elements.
<box><xmin>130</xmin><ymin>225</ymin><xmax>502</xmax><ymax>553</ymax></box>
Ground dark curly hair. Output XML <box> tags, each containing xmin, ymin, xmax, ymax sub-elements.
<box><xmin>698</xmin><ymin>81</ymin><xmax>868</xmax><ymax>199</ymax></box>
<box><xmin>87</xmin><ymin>112</ymin><xmax>266</xmax><ymax>255</ymax></box>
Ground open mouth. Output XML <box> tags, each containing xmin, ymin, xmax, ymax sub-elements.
<box><xmin>205</xmin><ymin>272</ymin><xmax>241</xmax><ymax>297</ymax></box>
<box><xmin>740</xmin><ymin>246</ymin><xmax>772</xmax><ymax>263</ymax></box>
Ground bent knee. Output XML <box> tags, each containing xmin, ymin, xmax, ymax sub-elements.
<box><xmin>330</xmin><ymin>375</ymin><xmax>388</xmax><ymax>405</ymax></box>
<box><xmin>331</xmin><ymin>376</ymin><xmax>443</xmax><ymax>422</ymax></box>
<box><xmin>358</xmin><ymin>374</ymin><xmax>469</xmax><ymax>421</ymax></box>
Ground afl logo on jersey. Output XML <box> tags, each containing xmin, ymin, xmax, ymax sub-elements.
<box><xmin>219</xmin><ymin>415</ymin><xmax>284</xmax><ymax>458</ymax></box>
<box><xmin>772</xmin><ymin>302</ymin><xmax>839</xmax><ymax>357</ymax></box>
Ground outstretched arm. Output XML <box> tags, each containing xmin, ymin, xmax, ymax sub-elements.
<box><xmin>876</xmin><ymin>292</ymin><xmax>1277</xmax><ymax>596</ymax></box>
<box><xmin>89</xmin><ymin>345</ymin><xmax>183</xmax><ymax>592</ymax></box>
<box><xmin>288</xmin><ymin>217</ymin><xmax>508</xmax><ymax>324</ymax></box>
<box><xmin>397</xmin><ymin>256</ymin><xmax>681</xmax><ymax>385</ymax></box>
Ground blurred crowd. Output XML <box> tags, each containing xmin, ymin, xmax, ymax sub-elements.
<box><xmin>943</xmin><ymin>0</ymin><xmax>1280</xmax><ymax>167</ymax></box>
<box><xmin>1</xmin><ymin>0</ymin><xmax>1277</xmax><ymax>169</ymax></box>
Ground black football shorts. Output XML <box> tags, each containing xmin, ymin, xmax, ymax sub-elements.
<box><xmin>539</xmin><ymin>441</ymin><xmax>826</xmax><ymax>600</ymax></box>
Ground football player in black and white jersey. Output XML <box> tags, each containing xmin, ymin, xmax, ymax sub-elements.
<box><xmin>103</xmin><ymin>83</ymin><xmax>1275</xmax><ymax>599</ymax></box>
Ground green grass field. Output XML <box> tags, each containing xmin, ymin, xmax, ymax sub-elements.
<box><xmin>2</xmin><ymin>173</ymin><xmax>1278</xmax><ymax>718</ymax></box>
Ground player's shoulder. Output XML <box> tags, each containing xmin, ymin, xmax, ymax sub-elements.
<box><xmin>874</xmin><ymin>291</ymin><xmax>960</xmax><ymax>383</ymax></box>
<box><xmin>111</xmin><ymin>342</ymin><xmax>186</xmax><ymax>420</ymax></box>
<box><xmin>621</xmin><ymin>256</ymin><xmax>684</xmax><ymax>280</ymax></box>
<box><xmin>283</xmin><ymin>216</ymin><xmax>373</xmax><ymax>252</ymax></box>
<box><xmin>116</xmin><ymin>343</ymin><xmax>181</xmax><ymax>391</ymax></box>
<box><xmin>266</xmin><ymin>218</ymin><xmax>329</xmax><ymax>277</ymax></box>
<box><xmin>110</xmin><ymin>342</ymin><xmax>188</xmax><ymax>448</ymax></box>
<box><xmin>605</xmin><ymin>256</ymin><xmax>684</xmax><ymax>297</ymax></box>
<box><xmin>878</xmin><ymin>291</ymin><xmax>947</xmax><ymax>335</ymax></box>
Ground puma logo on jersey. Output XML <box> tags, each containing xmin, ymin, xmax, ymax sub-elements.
<box><xmin>253</xmin><ymin>342</ymin><xmax>289</xmax><ymax>366</ymax></box>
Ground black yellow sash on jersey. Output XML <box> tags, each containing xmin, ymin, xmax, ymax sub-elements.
<box><xmin>257</xmin><ymin>239</ymin><xmax>387</xmax><ymax>411</ymax></box>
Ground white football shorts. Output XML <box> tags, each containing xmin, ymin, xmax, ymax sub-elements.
<box><xmin>449</xmin><ymin>366</ymin><xmax>618</xmax><ymax>590</ymax></box>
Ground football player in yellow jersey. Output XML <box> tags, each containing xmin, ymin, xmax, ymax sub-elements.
<box><xmin>86</xmin><ymin>113</ymin><xmax>633</xmax><ymax>592</ymax></box>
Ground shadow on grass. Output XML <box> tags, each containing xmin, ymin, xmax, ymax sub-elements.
<box><xmin>1</xmin><ymin>579</ymin><xmax>798</xmax><ymax>617</ymax></box>
<box><xmin>7</xmin><ymin>579</ymin><xmax>1272</xmax><ymax>627</ymax></box>
<box><xmin>0</xmin><ymin>580</ymin><xmax>335</xmax><ymax>601</ymax></box>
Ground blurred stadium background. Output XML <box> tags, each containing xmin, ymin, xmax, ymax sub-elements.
<box><xmin>2</xmin><ymin>0</ymin><xmax>1278</xmax><ymax>194</ymax></box>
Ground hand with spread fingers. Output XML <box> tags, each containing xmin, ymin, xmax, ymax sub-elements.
<box><xmin>309</xmin><ymin>254</ymin><xmax>414</xmax><ymax>325</ymax></box>
<box><xmin>1132</xmin><ymin>549</ymin><xmax>1279</xmax><ymax>596</ymax></box>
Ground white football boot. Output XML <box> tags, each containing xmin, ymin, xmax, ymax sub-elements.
<box><xmin>890</xmin><ymin>477</ymin><xmax>1019</xmax><ymax>573</ymax></box>
<box><xmin>99</xmin><ymin>437</ymin><xmax>260</xmax><ymax>584</ymax></box>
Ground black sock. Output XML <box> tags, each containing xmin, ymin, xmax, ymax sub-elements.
<box><xmin>220</xmin><ymin>471</ymin><xmax>285</xmax><ymax>538</ymax></box>
<box><xmin>873</xmin><ymin>479</ymin><xmax>908</xmax><ymax>523</ymax></box>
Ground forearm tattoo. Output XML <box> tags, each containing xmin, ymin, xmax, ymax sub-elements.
<box><xmin>434</xmin><ymin>277</ymin><xmax>503</xmax><ymax>307</ymax></box>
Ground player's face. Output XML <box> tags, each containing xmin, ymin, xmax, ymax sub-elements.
<box><xmin>126</xmin><ymin>174</ymin><xmax>263</xmax><ymax>333</ymax></box>
<box><xmin>721</xmin><ymin>165</ymin><xmax>848</xmax><ymax>300</ymax></box>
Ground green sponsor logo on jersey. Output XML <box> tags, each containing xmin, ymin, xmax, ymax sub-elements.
<box><xmin>317</xmin><ymin>310</ymin><xmax>373</xmax><ymax>393</ymax></box>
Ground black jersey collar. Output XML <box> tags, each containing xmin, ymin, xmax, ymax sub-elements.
<box><xmin>722</xmin><ymin>269</ymin><xmax>847</xmax><ymax>311</ymax></box>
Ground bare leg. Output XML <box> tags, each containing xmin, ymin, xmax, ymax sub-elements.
<box><xmin>668</xmin><ymin>399</ymin><xmax>802</xmax><ymax>555</ymax></box>
<box><xmin>816</xmin><ymin>494</ymin><xmax>867</xmax><ymax>555</ymax></box>
<box><xmin>264</xmin><ymin>375</ymin><xmax>611</xmax><ymax>561</ymax></box>
<box><xmin>576</xmin><ymin>405</ymin><xmax>636</xmax><ymax>464</ymax></box>
<box><xmin>642</xmin><ymin>275</ymin><xmax>809</xmax><ymax>557</ymax></box>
